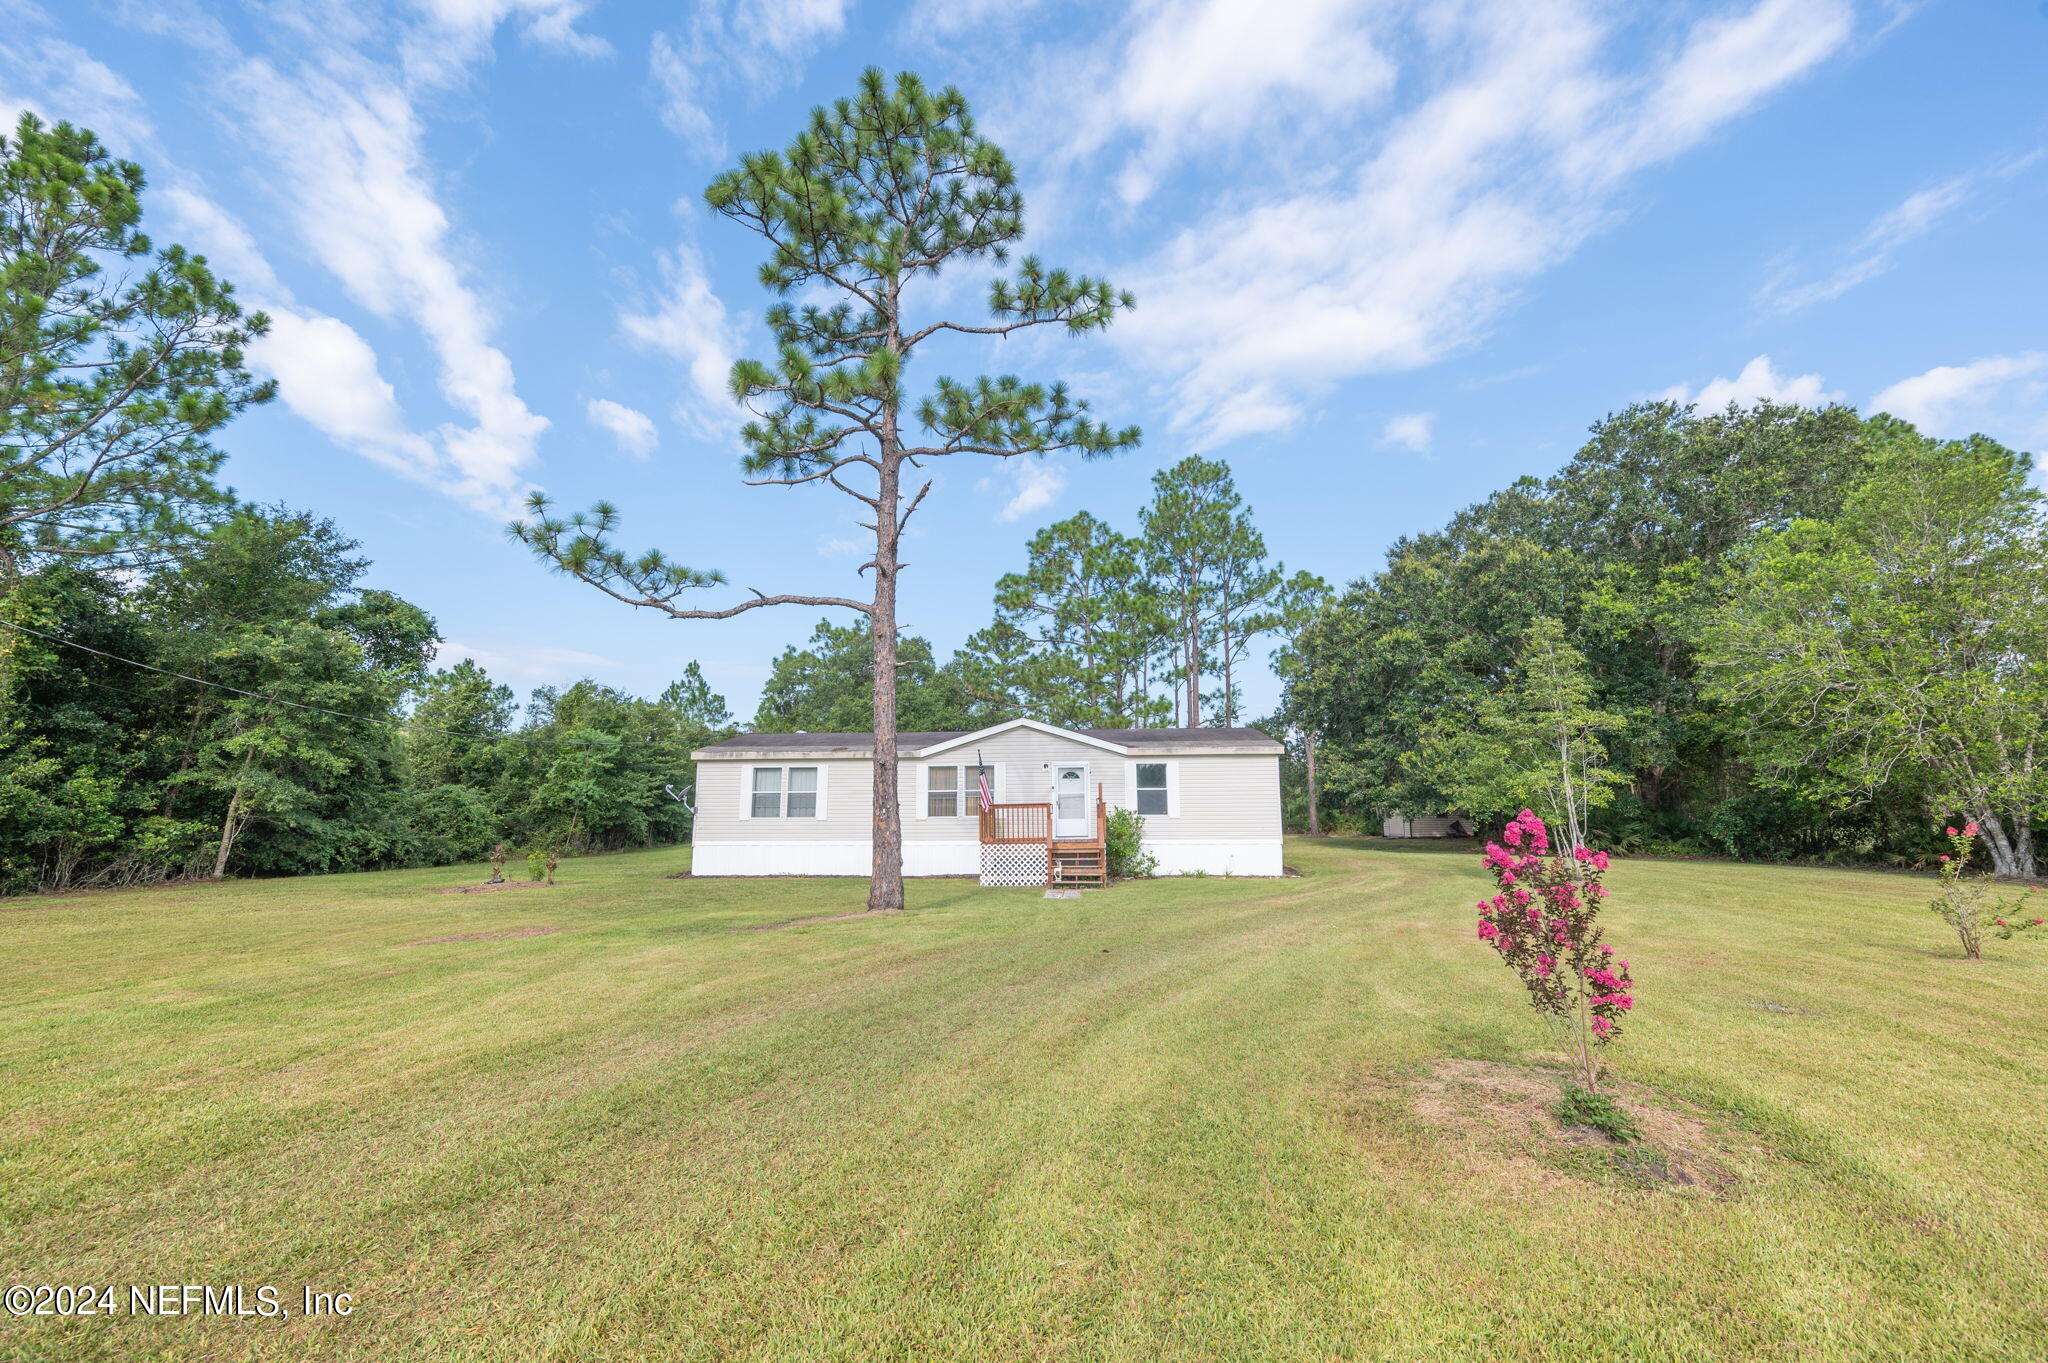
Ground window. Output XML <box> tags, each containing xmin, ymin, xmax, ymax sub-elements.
<box><xmin>750</xmin><ymin>766</ymin><xmax>820</xmax><ymax>818</ymax></box>
<box><xmin>786</xmin><ymin>766</ymin><xmax>818</xmax><ymax>819</ymax></box>
<box><xmin>1135</xmin><ymin>762</ymin><xmax>1170</xmax><ymax>816</ymax></box>
<box><xmin>926</xmin><ymin>764</ymin><xmax>994</xmax><ymax>817</ymax></box>
<box><xmin>926</xmin><ymin>765</ymin><xmax>957</xmax><ymax>818</ymax></box>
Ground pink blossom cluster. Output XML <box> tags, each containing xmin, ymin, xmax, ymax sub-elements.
<box><xmin>1474</xmin><ymin>809</ymin><xmax>1635</xmax><ymax>1048</ymax></box>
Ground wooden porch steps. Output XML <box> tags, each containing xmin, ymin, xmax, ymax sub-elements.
<box><xmin>1049</xmin><ymin>840</ymin><xmax>1107</xmax><ymax>887</ymax></box>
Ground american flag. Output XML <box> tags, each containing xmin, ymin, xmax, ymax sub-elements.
<box><xmin>975</xmin><ymin>751</ymin><xmax>994</xmax><ymax>814</ymax></box>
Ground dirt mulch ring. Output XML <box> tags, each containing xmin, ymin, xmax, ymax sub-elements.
<box><xmin>407</xmin><ymin>926</ymin><xmax>563</xmax><ymax>945</ymax></box>
<box><xmin>1401</xmin><ymin>1058</ymin><xmax>1753</xmax><ymax>1198</ymax></box>
<box><xmin>437</xmin><ymin>879</ymin><xmax>547</xmax><ymax>895</ymax></box>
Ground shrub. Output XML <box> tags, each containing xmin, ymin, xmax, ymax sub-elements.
<box><xmin>1105</xmin><ymin>807</ymin><xmax>1157</xmax><ymax>879</ymax></box>
<box><xmin>1552</xmin><ymin>1082</ymin><xmax>1640</xmax><ymax>1142</ymax></box>
<box><xmin>1930</xmin><ymin>822</ymin><xmax>2045</xmax><ymax>959</ymax></box>
<box><xmin>1475</xmin><ymin>808</ymin><xmax>1635</xmax><ymax>1090</ymax></box>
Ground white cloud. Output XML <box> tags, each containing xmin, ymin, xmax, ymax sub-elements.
<box><xmin>1660</xmin><ymin>355</ymin><xmax>1841</xmax><ymax>410</ymax></box>
<box><xmin>619</xmin><ymin>239</ymin><xmax>743</xmax><ymax>439</ymax></box>
<box><xmin>1106</xmin><ymin>0</ymin><xmax>1855</xmax><ymax>445</ymax></box>
<box><xmin>1380</xmin><ymin>412</ymin><xmax>1434</xmax><ymax>453</ymax></box>
<box><xmin>994</xmin><ymin>459</ymin><xmax>1066</xmax><ymax>523</ymax></box>
<box><xmin>226</xmin><ymin>56</ymin><xmax>550</xmax><ymax>514</ymax></box>
<box><xmin>817</xmin><ymin>534</ymin><xmax>868</xmax><ymax>556</ymax></box>
<box><xmin>254</xmin><ymin>309</ymin><xmax>436</xmax><ymax>471</ymax></box>
<box><xmin>1757</xmin><ymin>152</ymin><xmax>2041</xmax><ymax>314</ymax></box>
<box><xmin>1088</xmin><ymin>0</ymin><xmax>1397</xmax><ymax>205</ymax></box>
<box><xmin>1869</xmin><ymin>352</ymin><xmax>2048</xmax><ymax>440</ymax></box>
<box><xmin>404</xmin><ymin>0</ymin><xmax>613</xmax><ymax>72</ymax></box>
<box><xmin>586</xmin><ymin>398</ymin><xmax>659</xmax><ymax>458</ymax></box>
<box><xmin>650</xmin><ymin>0</ymin><xmax>851</xmax><ymax>158</ymax></box>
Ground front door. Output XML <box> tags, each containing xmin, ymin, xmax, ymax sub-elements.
<box><xmin>1053</xmin><ymin>763</ymin><xmax>1090</xmax><ymax>838</ymax></box>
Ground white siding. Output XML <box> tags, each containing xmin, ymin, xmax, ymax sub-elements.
<box><xmin>693</xmin><ymin>759</ymin><xmax>873</xmax><ymax>844</ymax></box>
<box><xmin>692</xmin><ymin>729</ymin><xmax>1284</xmax><ymax>876</ymax></box>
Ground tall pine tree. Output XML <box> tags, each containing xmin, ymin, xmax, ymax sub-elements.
<box><xmin>513</xmin><ymin>70</ymin><xmax>1137</xmax><ymax>909</ymax></box>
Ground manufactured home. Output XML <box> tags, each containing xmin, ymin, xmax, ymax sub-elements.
<box><xmin>690</xmin><ymin>718</ymin><xmax>1285</xmax><ymax>885</ymax></box>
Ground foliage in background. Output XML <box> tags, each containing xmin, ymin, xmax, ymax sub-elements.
<box><xmin>1702</xmin><ymin>420</ymin><xmax>2048</xmax><ymax>876</ymax></box>
<box><xmin>0</xmin><ymin>507</ymin><xmax>734</xmax><ymax>894</ymax></box>
<box><xmin>1408</xmin><ymin>616</ymin><xmax>1628</xmax><ymax>837</ymax></box>
<box><xmin>1286</xmin><ymin>399</ymin><xmax>2036</xmax><ymax>865</ymax></box>
<box><xmin>753</xmin><ymin>618</ymin><xmax>986</xmax><ymax>733</ymax></box>
<box><xmin>756</xmin><ymin>460</ymin><xmax>1321</xmax><ymax>743</ymax></box>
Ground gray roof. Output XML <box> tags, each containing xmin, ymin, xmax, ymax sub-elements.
<box><xmin>694</xmin><ymin>723</ymin><xmax>1282</xmax><ymax>758</ymax></box>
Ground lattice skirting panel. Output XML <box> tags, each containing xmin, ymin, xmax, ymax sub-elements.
<box><xmin>979</xmin><ymin>845</ymin><xmax>1047</xmax><ymax>887</ymax></box>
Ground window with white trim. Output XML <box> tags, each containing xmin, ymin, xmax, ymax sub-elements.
<box><xmin>926</xmin><ymin>764</ymin><xmax>994</xmax><ymax>817</ymax></box>
<box><xmin>1134</xmin><ymin>762</ymin><xmax>1170</xmax><ymax>816</ymax></box>
<box><xmin>750</xmin><ymin>765</ymin><xmax>820</xmax><ymax>818</ymax></box>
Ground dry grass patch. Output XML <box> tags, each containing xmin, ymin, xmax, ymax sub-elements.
<box><xmin>1405</xmin><ymin>1058</ymin><xmax>1749</xmax><ymax>1197</ymax></box>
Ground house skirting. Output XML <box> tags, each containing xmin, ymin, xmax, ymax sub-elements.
<box><xmin>689</xmin><ymin>838</ymin><xmax>1282</xmax><ymax>879</ymax></box>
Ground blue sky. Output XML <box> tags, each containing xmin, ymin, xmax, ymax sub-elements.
<box><xmin>4</xmin><ymin>0</ymin><xmax>2044</xmax><ymax>724</ymax></box>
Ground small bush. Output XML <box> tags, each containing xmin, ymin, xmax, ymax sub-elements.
<box><xmin>1552</xmin><ymin>1082</ymin><xmax>1640</xmax><ymax>1142</ymax></box>
<box><xmin>1104</xmin><ymin>807</ymin><xmax>1157</xmax><ymax>880</ymax></box>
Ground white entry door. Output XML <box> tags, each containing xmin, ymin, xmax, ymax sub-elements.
<box><xmin>1053</xmin><ymin>763</ymin><xmax>1091</xmax><ymax>838</ymax></box>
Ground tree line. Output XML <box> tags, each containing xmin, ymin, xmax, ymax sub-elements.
<box><xmin>0</xmin><ymin>114</ymin><xmax>734</xmax><ymax>893</ymax></box>
<box><xmin>0</xmin><ymin>505</ymin><xmax>736</xmax><ymax>893</ymax></box>
<box><xmin>746</xmin><ymin>454</ymin><xmax>1322</xmax><ymax>735</ymax></box>
<box><xmin>1282</xmin><ymin>401</ymin><xmax>2048</xmax><ymax>877</ymax></box>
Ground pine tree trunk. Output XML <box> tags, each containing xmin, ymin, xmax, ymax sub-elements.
<box><xmin>1183</xmin><ymin>622</ymin><xmax>1200</xmax><ymax>728</ymax></box>
<box><xmin>867</xmin><ymin>452</ymin><xmax>906</xmax><ymax>912</ymax></box>
<box><xmin>1220</xmin><ymin>623</ymin><xmax>1234</xmax><ymax>727</ymax></box>
<box><xmin>1305</xmin><ymin>729</ymin><xmax>1321</xmax><ymax>837</ymax></box>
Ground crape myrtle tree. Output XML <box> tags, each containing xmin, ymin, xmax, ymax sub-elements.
<box><xmin>513</xmin><ymin>70</ymin><xmax>1137</xmax><ymax>909</ymax></box>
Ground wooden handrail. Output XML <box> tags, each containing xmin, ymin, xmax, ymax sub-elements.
<box><xmin>980</xmin><ymin>802</ymin><xmax>1051</xmax><ymax>844</ymax></box>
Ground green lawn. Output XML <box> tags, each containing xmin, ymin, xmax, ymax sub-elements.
<box><xmin>3</xmin><ymin>839</ymin><xmax>2045</xmax><ymax>1361</ymax></box>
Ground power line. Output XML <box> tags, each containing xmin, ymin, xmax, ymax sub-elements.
<box><xmin>0</xmin><ymin>618</ymin><xmax>707</xmax><ymax>750</ymax></box>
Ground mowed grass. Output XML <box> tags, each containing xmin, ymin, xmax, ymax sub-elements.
<box><xmin>3</xmin><ymin>840</ymin><xmax>2046</xmax><ymax>1361</ymax></box>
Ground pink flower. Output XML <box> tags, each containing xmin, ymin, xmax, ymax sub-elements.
<box><xmin>2032</xmin><ymin>918</ymin><xmax>2043</xmax><ymax>926</ymax></box>
<box><xmin>1591</xmin><ymin>851</ymin><xmax>1610</xmax><ymax>871</ymax></box>
<box><xmin>1964</xmin><ymin>822</ymin><xmax>1979</xmax><ymax>837</ymax></box>
<box><xmin>1945</xmin><ymin>826</ymin><xmax>1957</xmax><ymax>836</ymax></box>
<box><xmin>1502</xmin><ymin>824</ymin><xmax>1522</xmax><ymax>847</ymax></box>
<box><xmin>1939</xmin><ymin>855</ymin><xmax>1950</xmax><ymax>863</ymax></box>
<box><xmin>1591</xmin><ymin>1017</ymin><xmax>1614</xmax><ymax>1039</ymax></box>
<box><xmin>1477</xmin><ymin>921</ymin><xmax>1500</xmax><ymax>941</ymax></box>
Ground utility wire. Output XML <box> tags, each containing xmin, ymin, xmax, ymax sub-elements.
<box><xmin>0</xmin><ymin>618</ymin><xmax>710</xmax><ymax>750</ymax></box>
